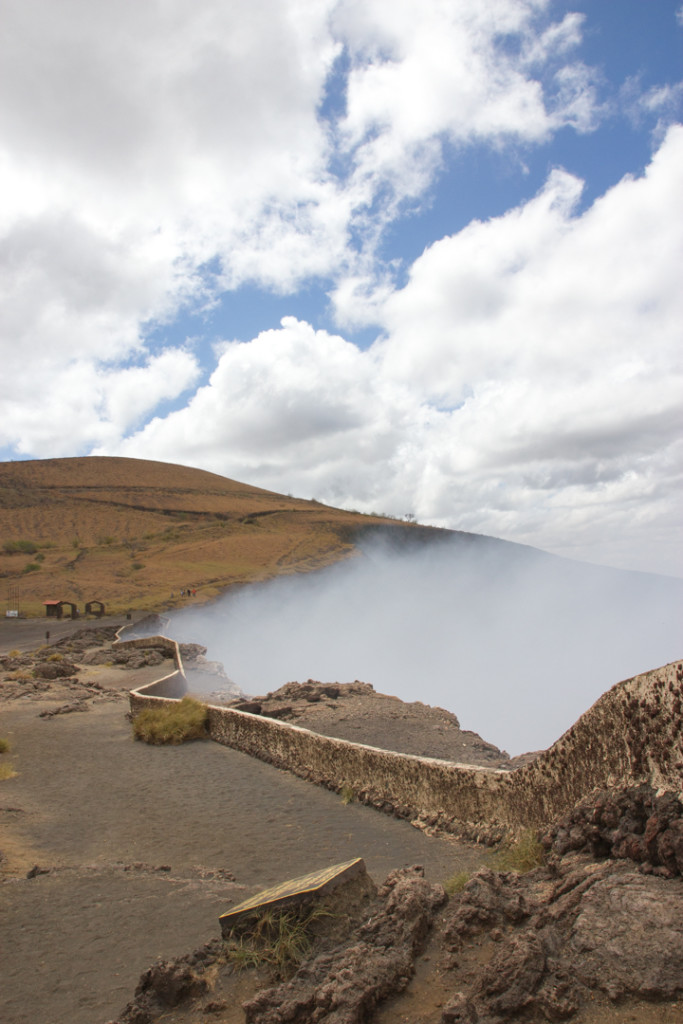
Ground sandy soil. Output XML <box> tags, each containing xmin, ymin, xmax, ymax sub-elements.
<box><xmin>0</xmin><ymin>642</ymin><xmax>487</xmax><ymax>1024</ymax></box>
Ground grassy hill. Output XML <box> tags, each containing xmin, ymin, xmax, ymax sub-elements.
<box><xmin>0</xmin><ymin>456</ymin><xmax>437</xmax><ymax>616</ymax></box>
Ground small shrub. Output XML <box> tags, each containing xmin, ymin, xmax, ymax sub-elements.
<box><xmin>490</xmin><ymin>829</ymin><xmax>546</xmax><ymax>873</ymax></box>
<box><xmin>3</xmin><ymin>539</ymin><xmax>37</xmax><ymax>555</ymax></box>
<box><xmin>8</xmin><ymin>649</ymin><xmax>21</xmax><ymax>657</ymax></box>
<box><xmin>23</xmin><ymin>563</ymin><xmax>40</xmax><ymax>573</ymax></box>
<box><xmin>47</xmin><ymin>653</ymin><xmax>63</xmax><ymax>662</ymax></box>
<box><xmin>131</xmin><ymin>562</ymin><xmax>145</xmax><ymax>570</ymax></box>
<box><xmin>339</xmin><ymin>783</ymin><xmax>355</xmax><ymax>805</ymax></box>
<box><xmin>0</xmin><ymin>738</ymin><xmax>11</xmax><ymax>754</ymax></box>
<box><xmin>443</xmin><ymin>870</ymin><xmax>470</xmax><ymax>896</ymax></box>
<box><xmin>35</xmin><ymin>552</ymin><xmax>45</xmax><ymax>562</ymax></box>
<box><xmin>132</xmin><ymin>697</ymin><xmax>208</xmax><ymax>745</ymax></box>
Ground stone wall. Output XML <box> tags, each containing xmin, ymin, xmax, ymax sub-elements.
<box><xmin>116</xmin><ymin>629</ymin><xmax>189</xmax><ymax>708</ymax></box>
<box><xmin>128</xmin><ymin>649</ymin><xmax>683</xmax><ymax>834</ymax></box>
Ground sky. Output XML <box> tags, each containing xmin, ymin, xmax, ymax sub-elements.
<box><xmin>1</xmin><ymin>0</ymin><xmax>682</xmax><ymax>576</ymax></box>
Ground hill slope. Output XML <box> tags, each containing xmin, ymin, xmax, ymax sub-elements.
<box><xmin>0</xmin><ymin>456</ymin><xmax>447</xmax><ymax>615</ymax></box>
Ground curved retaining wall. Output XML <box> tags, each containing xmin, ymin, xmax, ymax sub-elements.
<box><xmin>115</xmin><ymin>627</ymin><xmax>189</xmax><ymax>700</ymax></box>
<box><xmin>127</xmin><ymin>643</ymin><xmax>683</xmax><ymax>834</ymax></box>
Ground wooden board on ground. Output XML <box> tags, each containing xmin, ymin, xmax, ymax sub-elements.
<box><xmin>219</xmin><ymin>857</ymin><xmax>366</xmax><ymax>935</ymax></box>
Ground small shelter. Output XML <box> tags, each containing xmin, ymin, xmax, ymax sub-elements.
<box><xmin>44</xmin><ymin>600</ymin><xmax>78</xmax><ymax>620</ymax></box>
<box><xmin>85</xmin><ymin>600</ymin><xmax>105</xmax><ymax>618</ymax></box>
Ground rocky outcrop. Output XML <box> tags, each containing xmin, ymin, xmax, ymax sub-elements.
<box><xmin>111</xmin><ymin>939</ymin><xmax>221</xmax><ymax>1024</ymax></box>
<box><xmin>112</xmin><ymin>837</ymin><xmax>683</xmax><ymax>1024</ymax></box>
<box><xmin>542</xmin><ymin>784</ymin><xmax>683</xmax><ymax>876</ymax></box>
<box><xmin>242</xmin><ymin>866</ymin><xmax>445</xmax><ymax>1024</ymax></box>
<box><xmin>235</xmin><ymin>680</ymin><xmax>510</xmax><ymax>767</ymax></box>
<box><xmin>439</xmin><ymin>859</ymin><xmax>683</xmax><ymax>1022</ymax></box>
<box><xmin>32</xmin><ymin>658</ymin><xmax>79</xmax><ymax>679</ymax></box>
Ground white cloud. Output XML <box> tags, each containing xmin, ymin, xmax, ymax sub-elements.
<box><xmin>103</xmin><ymin>317</ymin><xmax>416</xmax><ymax>504</ymax></box>
<box><xmin>1</xmin><ymin>1</ymin><xmax>679</xmax><ymax>576</ymax></box>
<box><xmin>2</xmin><ymin>348</ymin><xmax>200</xmax><ymax>457</ymax></box>
<box><xmin>0</xmin><ymin>0</ymin><xmax>599</xmax><ymax>463</ymax></box>
<box><xmin>620</xmin><ymin>76</ymin><xmax>683</xmax><ymax>137</ymax></box>
<box><xmin>107</xmin><ymin>128</ymin><xmax>683</xmax><ymax>576</ymax></box>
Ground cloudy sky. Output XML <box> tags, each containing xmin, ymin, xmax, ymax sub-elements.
<box><xmin>2</xmin><ymin>0</ymin><xmax>682</xmax><ymax>576</ymax></box>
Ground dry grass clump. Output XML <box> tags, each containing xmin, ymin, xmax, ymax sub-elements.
<box><xmin>226</xmin><ymin>906</ymin><xmax>329</xmax><ymax>978</ymax></box>
<box><xmin>132</xmin><ymin>697</ymin><xmax>208</xmax><ymax>745</ymax></box>
<box><xmin>0</xmin><ymin>737</ymin><xmax>16</xmax><ymax>781</ymax></box>
<box><xmin>489</xmin><ymin>828</ymin><xmax>546</xmax><ymax>873</ymax></box>
<box><xmin>443</xmin><ymin>870</ymin><xmax>470</xmax><ymax>896</ymax></box>
<box><xmin>339</xmin><ymin>783</ymin><xmax>355</xmax><ymax>805</ymax></box>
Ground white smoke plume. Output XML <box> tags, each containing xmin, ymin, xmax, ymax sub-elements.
<box><xmin>166</xmin><ymin>534</ymin><xmax>683</xmax><ymax>756</ymax></box>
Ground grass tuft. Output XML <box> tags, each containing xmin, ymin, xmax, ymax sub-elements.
<box><xmin>443</xmin><ymin>870</ymin><xmax>470</xmax><ymax>896</ymax></box>
<box><xmin>0</xmin><ymin>739</ymin><xmax>17</xmax><ymax>782</ymax></box>
<box><xmin>226</xmin><ymin>906</ymin><xmax>329</xmax><ymax>978</ymax></box>
<box><xmin>132</xmin><ymin>697</ymin><xmax>209</xmax><ymax>745</ymax></box>
<box><xmin>489</xmin><ymin>828</ymin><xmax>546</xmax><ymax>873</ymax></box>
<box><xmin>339</xmin><ymin>783</ymin><xmax>355</xmax><ymax>805</ymax></box>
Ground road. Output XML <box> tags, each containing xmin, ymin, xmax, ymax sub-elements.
<box><xmin>0</xmin><ymin>611</ymin><xmax>153</xmax><ymax>654</ymax></box>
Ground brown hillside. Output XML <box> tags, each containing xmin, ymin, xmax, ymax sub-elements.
<box><xmin>0</xmin><ymin>456</ymin><xmax>429</xmax><ymax>616</ymax></box>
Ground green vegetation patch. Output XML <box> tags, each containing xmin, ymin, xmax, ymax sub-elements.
<box><xmin>3</xmin><ymin>539</ymin><xmax>38</xmax><ymax>554</ymax></box>
<box><xmin>0</xmin><ymin>738</ymin><xmax>11</xmax><ymax>754</ymax></box>
<box><xmin>132</xmin><ymin>697</ymin><xmax>209</xmax><ymax>745</ymax></box>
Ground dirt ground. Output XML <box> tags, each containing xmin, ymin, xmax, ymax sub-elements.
<box><xmin>2</xmin><ymin>619</ymin><xmax>680</xmax><ymax>1024</ymax></box>
<box><xmin>0</xmin><ymin>635</ymin><xmax>488</xmax><ymax>1024</ymax></box>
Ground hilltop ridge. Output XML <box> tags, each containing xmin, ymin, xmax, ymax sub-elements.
<box><xmin>0</xmin><ymin>456</ymin><xmax>452</xmax><ymax>615</ymax></box>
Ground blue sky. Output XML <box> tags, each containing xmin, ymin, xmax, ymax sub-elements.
<box><xmin>1</xmin><ymin>0</ymin><xmax>681</xmax><ymax>575</ymax></box>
